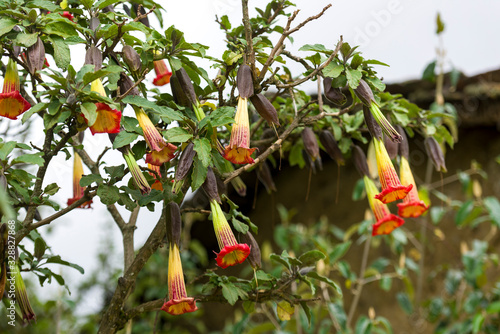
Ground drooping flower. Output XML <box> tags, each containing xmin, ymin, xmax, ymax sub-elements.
<box><xmin>397</xmin><ymin>156</ymin><xmax>429</xmax><ymax>218</ymax></box>
<box><xmin>82</xmin><ymin>79</ymin><xmax>122</xmax><ymax>135</ymax></box>
<box><xmin>210</xmin><ymin>199</ymin><xmax>250</xmax><ymax>268</ymax></box>
<box><xmin>12</xmin><ymin>263</ymin><xmax>36</xmax><ymax>323</ymax></box>
<box><xmin>67</xmin><ymin>151</ymin><xmax>92</xmax><ymax>208</ymax></box>
<box><xmin>364</xmin><ymin>176</ymin><xmax>405</xmax><ymax>236</ymax></box>
<box><xmin>134</xmin><ymin>107</ymin><xmax>166</xmax><ymax>151</ymax></box>
<box><xmin>123</xmin><ymin>149</ymin><xmax>151</xmax><ymax>194</ymax></box>
<box><xmin>373</xmin><ymin>138</ymin><xmax>412</xmax><ymax>203</ymax></box>
<box><xmin>148</xmin><ymin>163</ymin><xmax>163</xmax><ymax>191</ymax></box>
<box><xmin>0</xmin><ymin>58</ymin><xmax>31</xmax><ymax>120</ymax></box>
<box><xmin>161</xmin><ymin>243</ymin><xmax>198</xmax><ymax>315</ymax></box>
<box><xmin>223</xmin><ymin>97</ymin><xmax>256</xmax><ymax>164</ymax></box>
<box><xmin>153</xmin><ymin>59</ymin><xmax>172</xmax><ymax>86</ymax></box>
<box><xmin>145</xmin><ymin>143</ymin><xmax>177</xmax><ymax>166</ymax></box>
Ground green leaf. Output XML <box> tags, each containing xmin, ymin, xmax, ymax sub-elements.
<box><xmin>329</xmin><ymin>241</ymin><xmax>352</xmax><ymax>263</ymax></box>
<box><xmin>44</xmin><ymin>21</ymin><xmax>78</xmax><ymax>38</ymax></box>
<box><xmin>80</xmin><ymin>102</ymin><xmax>97</xmax><ymax>126</ymax></box>
<box><xmin>220</xmin><ymin>282</ymin><xmax>239</xmax><ymax>305</ymax></box>
<box><xmin>193</xmin><ymin>138</ymin><xmax>211</xmax><ymax>168</ymax></box>
<box><xmin>165</xmin><ymin>127</ymin><xmax>193</xmax><ymax>143</ymax></box>
<box><xmin>112</xmin><ymin>131</ymin><xmax>138</xmax><ymax>149</ymax></box>
<box><xmin>299</xmin><ymin>301</ymin><xmax>312</xmax><ymax>326</ymax></box>
<box><xmin>299</xmin><ymin>44</ymin><xmax>332</xmax><ymax>54</ymax></box>
<box><xmin>96</xmin><ymin>0</ymin><xmax>122</xmax><ymax>10</ymax></box>
<box><xmin>455</xmin><ymin>199</ymin><xmax>474</xmax><ymax>226</ymax></box>
<box><xmin>191</xmin><ymin>156</ymin><xmax>207</xmax><ymax>191</ymax></box>
<box><xmin>486</xmin><ymin>301</ymin><xmax>500</xmax><ymax>314</ymax></box>
<box><xmin>0</xmin><ymin>17</ymin><xmax>18</xmax><ymax>37</ymax></box>
<box><xmin>355</xmin><ymin>316</ymin><xmax>372</xmax><ymax>334</ymax></box>
<box><xmin>242</xmin><ymin>301</ymin><xmax>255</xmax><ymax>314</ymax></box>
<box><xmin>14</xmin><ymin>33</ymin><xmax>38</xmax><ymax>47</ymax></box>
<box><xmin>43</xmin><ymin>183</ymin><xmax>60</xmax><ymax>195</ymax></box>
<box><xmin>298</xmin><ymin>250</ymin><xmax>326</xmax><ymax>266</ymax></box>
<box><xmin>422</xmin><ymin>61</ymin><xmax>436</xmax><ymax>82</ymax></box>
<box><xmin>48</xmin><ymin>36</ymin><xmax>71</xmax><ymax>70</ymax></box>
<box><xmin>97</xmin><ymin>184</ymin><xmax>120</xmax><ymax>205</ymax></box>
<box><xmin>365</xmin><ymin>77</ymin><xmax>386</xmax><ymax>92</ymax></box>
<box><xmin>350</xmin><ymin>54</ymin><xmax>363</xmax><ymax>69</ymax></box>
<box><xmin>34</xmin><ymin>238</ymin><xmax>46</xmax><ymax>260</ymax></box>
<box><xmin>12</xmin><ymin>153</ymin><xmax>44</xmax><ymax>166</ymax></box>
<box><xmin>206</xmin><ymin>106</ymin><xmax>234</xmax><ymax>128</ymax></box>
<box><xmin>80</xmin><ymin>174</ymin><xmax>104</xmax><ymax>187</ymax></box>
<box><xmin>122</xmin><ymin>95</ymin><xmax>184</xmax><ymax>121</ymax></box>
<box><xmin>22</xmin><ymin>102</ymin><xmax>49</xmax><ymax>124</ymax></box>
<box><xmin>346</xmin><ymin>68</ymin><xmax>362</xmax><ymax>89</ymax></box>
<box><xmin>270</xmin><ymin>253</ymin><xmax>290</xmax><ymax>270</ymax></box>
<box><xmin>379</xmin><ymin>276</ymin><xmax>392</xmax><ymax>291</ymax></box>
<box><xmin>396</xmin><ymin>292</ymin><xmax>413</xmax><ymax>314</ymax></box>
<box><xmin>472</xmin><ymin>313</ymin><xmax>484</xmax><ymax>334</ymax></box>
<box><xmin>82</xmin><ymin>66</ymin><xmax>123</xmax><ymax>86</ymax></box>
<box><xmin>231</xmin><ymin>217</ymin><xmax>249</xmax><ymax>234</ymax></box>
<box><xmin>27</xmin><ymin>0</ymin><xmax>58</xmax><ymax>11</ymax></box>
<box><xmin>306</xmin><ymin>271</ymin><xmax>342</xmax><ymax>295</ymax></box>
<box><xmin>363</xmin><ymin>59</ymin><xmax>390</xmax><ymax>67</ymax></box>
<box><xmin>484</xmin><ymin>197</ymin><xmax>500</xmax><ymax>228</ymax></box>
<box><xmin>0</xmin><ymin>141</ymin><xmax>16</xmax><ymax>160</ymax></box>
<box><xmin>323</xmin><ymin>62</ymin><xmax>343</xmax><ymax>78</ymax></box>
<box><xmin>44</xmin><ymin>255</ymin><xmax>84</xmax><ymax>274</ymax></box>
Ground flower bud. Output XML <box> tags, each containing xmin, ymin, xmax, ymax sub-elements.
<box><xmin>26</xmin><ymin>36</ymin><xmax>45</xmax><ymax>73</ymax></box>
<box><xmin>397</xmin><ymin>125</ymin><xmax>409</xmax><ymax>160</ymax></box>
<box><xmin>0</xmin><ymin>174</ymin><xmax>6</xmax><ymax>191</ymax></box>
<box><xmin>384</xmin><ymin>134</ymin><xmax>398</xmax><ymax>160</ymax></box>
<box><xmin>425</xmin><ymin>137</ymin><xmax>447</xmax><ymax>173</ymax></box>
<box><xmin>89</xmin><ymin>17</ymin><xmax>100</xmax><ymax>31</ymax></box>
<box><xmin>175</xmin><ymin>68</ymin><xmax>198</xmax><ymax>107</ymax></box>
<box><xmin>354</xmin><ymin>79</ymin><xmax>375</xmax><ymax>106</ymax></box>
<box><xmin>231</xmin><ymin>176</ymin><xmax>247</xmax><ymax>197</ymax></box>
<box><xmin>170</xmin><ymin>73</ymin><xmax>190</xmax><ymax>107</ymax></box>
<box><xmin>241</xmin><ymin>232</ymin><xmax>261</xmax><ymax>269</ymax></box>
<box><xmin>202</xmin><ymin>167</ymin><xmax>221</xmax><ymax>203</ymax></box>
<box><xmin>319</xmin><ymin>130</ymin><xmax>344</xmax><ymax>166</ymax></box>
<box><xmin>118</xmin><ymin>73</ymin><xmax>140</xmax><ymax>97</ymax></box>
<box><xmin>302</xmin><ymin>127</ymin><xmax>320</xmax><ymax>162</ymax></box>
<box><xmin>257</xmin><ymin>161</ymin><xmax>277</xmax><ymax>193</ymax></box>
<box><xmin>323</xmin><ymin>77</ymin><xmax>346</xmax><ymax>106</ymax></box>
<box><xmin>173</xmin><ymin>143</ymin><xmax>196</xmax><ymax>193</ymax></box>
<box><xmin>132</xmin><ymin>3</ymin><xmax>150</xmax><ymax>27</ymax></box>
<box><xmin>249</xmin><ymin>93</ymin><xmax>280</xmax><ymax>126</ymax></box>
<box><xmin>237</xmin><ymin>64</ymin><xmax>254</xmax><ymax>98</ymax></box>
<box><xmin>122</xmin><ymin>45</ymin><xmax>141</xmax><ymax>73</ymax></box>
<box><xmin>84</xmin><ymin>46</ymin><xmax>102</xmax><ymax>71</ymax></box>
<box><xmin>363</xmin><ymin>105</ymin><xmax>382</xmax><ymax>140</ymax></box>
<box><xmin>168</xmin><ymin>202</ymin><xmax>182</xmax><ymax>246</ymax></box>
<box><xmin>353</xmin><ymin>145</ymin><xmax>369</xmax><ymax>177</ymax></box>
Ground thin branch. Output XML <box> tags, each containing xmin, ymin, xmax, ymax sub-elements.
<box><xmin>242</xmin><ymin>0</ymin><xmax>255</xmax><ymax>71</ymax></box>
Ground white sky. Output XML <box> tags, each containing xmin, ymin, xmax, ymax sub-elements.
<box><xmin>25</xmin><ymin>0</ymin><xmax>500</xmax><ymax>316</ymax></box>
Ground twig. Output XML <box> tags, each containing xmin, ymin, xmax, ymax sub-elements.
<box><xmin>242</xmin><ymin>0</ymin><xmax>255</xmax><ymax>71</ymax></box>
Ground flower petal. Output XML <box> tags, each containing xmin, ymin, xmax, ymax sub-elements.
<box><xmin>161</xmin><ymin>297</ymin><xmax>198</xmax><ymax>315</ymax></box>
<box><xmin>87</xmin><ymin>103</ymin><xmax>122</xmax><ymax>135</ymax></box>
<box><xmin>372</xmin><ymin>214</ymin><xmax>405</xmax><ymax>236</ymax></box>
<box><xmin>215</xmin><ymin>243</ymin><xmax>251</xmax><ymax>269</ymax></box>
<box><xmin>223</xmin><ymin>146</ymin><xmax>256</xmax><ymax>165</ymax></box>
<box><xmin>145</xmin><ymin>143</ymin><xmax>177</xmax><ymax>166</ymax></box>
<box><xmin>0</xmin><ymin>91</ymin><xmax>31</xmax><ymax>120</ymax></box>
<box><xmin>397</xmin><ymin>200</ymin><xmax>429</xmax><ymax>218</ymax></box>
<box><xmin>374</xmin><ymin>184</ymin><xmax>413</xmax><ymax>204</ymax></box>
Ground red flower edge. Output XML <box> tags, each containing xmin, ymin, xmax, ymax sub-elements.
<box><xmin>374</xmin><ymin>184</ymin><xmax>413</xmax><ymax>204</ymax></box>
<box><xmin>223</xmin><ymin>146</ymin><xmax>256</xmax><ymax>165</ymax></box>
<box><xmin>0</xmin><ymin>91</ymin><xmax>31</xmax><ymax>120</ymax></box>
<box><xmin>161</xmin><ymin>297</ymin><xmax>198</xmax><ymax>315</ymax></box>
<box><xmin>397</xmin><ymin>200</ymin><xmax>429</xmax><ymax>218</ymax></box>
<box><xmin>372</xmin><ymin>214</ymin><xmax>405</xmax><ymax>236</ymax></box>
<box><xmin>215</xmin><ymin>243</ymin><xmax>251</xmax><ymax>269</ymax></box>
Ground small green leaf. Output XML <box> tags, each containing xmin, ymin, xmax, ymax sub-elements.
<box><xmin>307</xmin><ymin>271</ymin><xmax>342</xmax><ymax>295</ymax></box>
<box><xmin>193</xmin><ymin>138</ymin><xmax>211</xmax><ymax>168</ymax></box>
<box><xmin>299</xmin><ymin>44</ymin><xmax>332</xmax><ymax>54</ymax></box>
<box><xmin>221</xmin><ymin>282</ymin><xmax>239</xmax><ymax>305</ymax></box>
<box><xmin>277</xmin><ymin>301</ymin><xmax>294</xmax><ymax>321</ymax></box>
<box><xmin>486</xmin><ymin>301</ymin><xmax>500</xmax><ymax>314</ymax></box>
<box><xmin>270</xmin><ymin>253</ymin><xmax>290</xmax><ymax>270</ymax></box>
<box><xmin>231</xmin><ymin>217</ymin><xmax>249</xmax><ymax>234</ymax></box>
<box><xmin>80</xmin><ymin>103</ymin><xmax>97</xmax><ymax>126</ymax></box>
<box><xmin>112</xmin><ymin>131</ymin><xmax>138</xmax><ymax>149</ymax></box>
<box><xmin>45</xmin><ymin>255</ymin><xmax>84</xmax><ymax>274</ymax></box>
<box><xmin>422</xmin><ymin>61</ymin><xmax>436</xmax><ymax>82</ymax></box>
<box><xmin>355</xmin><ymin>316</ymin><xmax>372</xmax><ymax>334</ymax></box>
<box><xmin>165</xmin><ymin>127</ymin><xmax>193</xmax><ymax>143</ymax></box>
<box><xmin>0</xmin><ymin>17</ymin><xmax>18</xmax><ymax>37</ymax></box>
<box><xmin>80</xmin><ymin>174</ymin><xmax>104</xmax><ymax>187</ymax></box>
<box><xmin>97</xmin><ymin>184</ymin><xmax>120</xmax><ymax>205</ymax></box>
<box><xmin>329</xmin><ymin>241</ymin><xmax>352</xmax><ymax>263</ymax></box>
<box><xmin>472</xmin><ymin>313</ymin><xmax>485</xmax><ymax>333</ymax></box>
<box><xmin>323</xmin><ymin>62</ymin><xmax>343</xmax><ymax>78</ymax></box>
<box><xmin>12</xmin><ymin>153</ymin><xmax>44</xmax><ymax>166</ymax></box>
<box><xmin>191</xmin><ymin>156</ymin><xmax>207</xmax><ymax>190</ymax></box>
<box><xmin>0</xmin><ymin>141</ymin><xmax>17</xmax><ymax>160</ymax></box>
<box><xmin>44</xmin><ymin>21</ymin><xmax>78</xmax><ymax>38</ymax></box>
<box><xmin>14</xmin><ymin>33</ymin><xmax>39</xmax><ymax>47</ymax></box>
<box><xmin>396</xmin><ymin>292</ymin><xmax>413</xmax><ymax>314</ymax></box>
<box><xmin>346</xmin><ymin>68</ymin><xmax>362</xmax><ymax>89</ymax></box>
<box><xmin>298</xmin><ymin>250</ymin><xmax>326</xmax><ymax>266</ymax></box>
<box><xmin>484</xmin><ymin>197</ymin><xmax>500</xmax><ymax>228</ymax></box>
<box><xmin>82</xmin><ymin>66</ymin><xmax>123</xmax><ymax>86</ymax></box>
<box><xmin>436</xmin><ymin>13</ymin><xmax>445</xmax><ymax>34</ymax></box>
<box><xmin>22</xmin><ymin>102</ymin><xmax>49</xmax><ymax>124</ymax></box>
<box><xmin>43</xmin><ymin>183</ymin><xmax>60</xmax><ymax>195</ymax></box>
<box><xmin>48</xmin><ymin>35</ymin><xmax>71</xmax><ymax>70</ymax></box>
<box><xmin>34</xmin><ymin>238</ymin><xmax>46</xmax><ymax>260</ymax></box>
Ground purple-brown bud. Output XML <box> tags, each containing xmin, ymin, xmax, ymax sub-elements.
<box><xmin>257</xmin><ymin>161</ymin><xmax>277</xmax><ymax>193</ymax></box>
<box><xmin>384</xmin><ymin>134</ymin><xmax>399</xmax><ymax>160</ymax></box>
<box><xmin>425</xmin><ymin>137</ymin><xmax>447</xmax><ymax>173</ymax></box>
<box><xmin>122</xmin><ymin>45</ymin><xmax>141</xmax><ymax>73</ymax></box>
<box><xmin>202</xmin><ymin>167</ymin><xmax>221</xmax><ymax>203</ymax></box>
<box><xmin>170</xmin><ymin>73</ymin><xmax>190</xmax><ymax>107</ymax></box>
<box><xmin>84</xmin><ymin>46</ymin><xmax>102</xmax><ymax>71</ymax></box>
<box><xmin>118</xmin><ymin>73</ymin><xmax>140</xmax><ymax>97</ymax></box>
<box><xmin>132</xmin><ymin>3</ymin><xmax>150</xmax><ymax>27</ymax></box>
<box><xmin>323</xmin><ymin>77</ymin><xmax>346</xmax><ymax>106</ymax></box>
<box><xmin>302</xmin><ymin>127</ymin><xmax>320</xmax><ymax>162</ymax></box>
<box><xmin>26</xmin><ymin>36</ymin><xmax>45</xmax><ymax>73</ymax></box>
<box><xmin>397</xmin><ymin>125</ymin><xmax>409</xmax><ymax>160</ymax></box>
<box><xmin>241</xmin><ymin>232</ymin><xmax>261</xmax><ymax>269</ymax></box>
<box><xmin>237</xmin><ymin>64</ymin><xmax>254</xmax><ymax>98</ymax></box>
<box><xmin>363</xmin><ymin>105</ymin><xmax>382</xmax><ymax>140</ymax></box>
<box><xmin>354</xmin><ymin>79</ymin><xmax>375</xmax><ymax>106</ymax></box>
<box><xmin>353</xmin><ymin>145</ymin><xmax>370</xmax><ymax>177</ymax></box>
<box><xmin>249</xmin><ymin>94</ymin><xmax>280</xmax><ymax>126</ymax></box>
<box><xmin>175</xmin><ymin>68</ymin><xmax>198</xmax><ymax>107</ymax></box>
<box><xmin>174</xmin><ymin>142</ymin><xmax>196</xmax><ymax>182</ymax></box>
<box><xmin>168</xmin><ymin>202</ymin><xmax>182</xmax><ymax>246</ymax></box>
<box><xmin>319</xmin><ymin>130</ymin><xmax>345</xmax><ymax>166</ymax></box>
